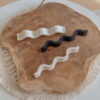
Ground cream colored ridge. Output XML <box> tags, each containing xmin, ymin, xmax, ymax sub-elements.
<box><xmin>34</xmin><ymin>46</ymin><xmax>79</xmax><ymax>78</ymax></box>
<box><xmin>17</xmin><ymin>25</ymin><xmax>66</xmax><ymax>41</ymax></box>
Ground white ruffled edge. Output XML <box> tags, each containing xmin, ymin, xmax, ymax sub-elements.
<box><xmin>0</xmin><ymin>45</ymin><xmax>100</xmax><ymax>100</ymax></box>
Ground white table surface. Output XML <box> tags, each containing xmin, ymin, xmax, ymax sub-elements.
<box><xmin>0</xmin><ymin>0</ymin><xmax>100</xmax><ymax>100</ymax></box>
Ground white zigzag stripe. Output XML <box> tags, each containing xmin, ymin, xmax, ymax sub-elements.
<box><xmin>34</xmin><ymin>46</ymin><xmax>79</xmax><ymax>78</ymax></box>
<box><xmin>17</xmin><ymin>25</ymin><xmax>66</xmax><ymax>41</ymax></box>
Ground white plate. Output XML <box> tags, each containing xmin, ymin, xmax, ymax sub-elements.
<box><xmin>0</xmin><ymin>0</ymin><xmax>100</xmax><ymax>100</ymax></box>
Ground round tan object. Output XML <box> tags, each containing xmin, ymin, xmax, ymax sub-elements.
<box><xmin>1</xmin><ymin>3</ymin><xmax>100</xmax><ymax>94</ymax></box>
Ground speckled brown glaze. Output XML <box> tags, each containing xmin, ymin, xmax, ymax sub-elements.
<box><xmin>1</xmin><ymin>3</ymin><xmax>100</xmax><ymax>94</ymax></box>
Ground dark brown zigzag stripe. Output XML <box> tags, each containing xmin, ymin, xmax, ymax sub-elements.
<box><xmin>41</xmin><ymin>29</ymin><xmax>88</xmax><ymax>52</ymax></box>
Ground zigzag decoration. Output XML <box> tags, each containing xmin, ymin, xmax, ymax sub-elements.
<box><xmin>41</xmin><ymin>29</ymin><xmax>88</xmax><ymax>52</ymax></box>
<box><xmin>17</xmin><ymin>25</ymin><xmax>66</xmax><ymax>41</ymax></box>
<box><xmin>34</xmin><ymin>46</ymin><xmax>79</xmax><ymax>78</ymax></box>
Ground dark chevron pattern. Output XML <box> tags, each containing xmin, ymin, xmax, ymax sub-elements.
<box><xmin>41</xmin><ymin>29</ymin><xmax>88</xmax><ymax>52</ymax></box>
